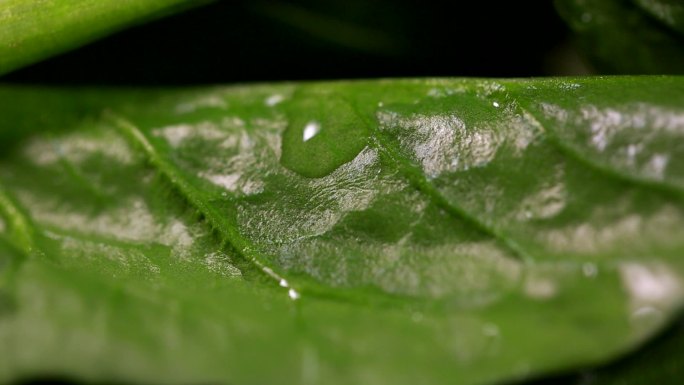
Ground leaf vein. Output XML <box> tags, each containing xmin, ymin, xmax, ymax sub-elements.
<box><xmin>108</xmin><ymin>111</ymin><xmax>291</xmax><ymax>288</ymax></box>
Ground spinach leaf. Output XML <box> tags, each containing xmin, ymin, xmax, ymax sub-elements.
<box><xmin>1</xmin><ymin>77</ymin><xmax>683</xmax><ymax>385</ymax></box>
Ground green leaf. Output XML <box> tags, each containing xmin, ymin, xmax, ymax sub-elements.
<box><xmin>0</xmin><ymin>0</ymin><xmax>206</xmax><ymax>77</ymax></box>
<box><xmin>555</xmin><ymin>0</ymin><xmax>684</xmax><ymax>74</ymax></box>
<box><xmin>1</xmin><ymin>77</ymin><xmax>684</xmax><ymax>385</ymax></box>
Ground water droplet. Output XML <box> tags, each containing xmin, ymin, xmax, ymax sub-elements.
<box><xmin>288</xmin><ymin>288</ymin><xmax>300</xmax><ymax>300</ymax></box>
<box><xmin>279</xmin><ymin>278</ymin><xmax>289</xmax><ymax>287</ymax></box>
<box><xmin>302</xmin><ymin>121</ymin><xmax>320</xmax><ymax>142</ymax></box>
<box><xmin>280</xmin><ymin>90</ymin><xmax>369</xmax><ymax>178</ymax></box>
<box><xmin>265</xmin><ymin>94</ymin><xmax>284</xmax><ymax>106</ymax></box>
<box><xmin>492</xmin><ymin>101</ymin><xmax>500</xmax><ymax>108</ymax></box>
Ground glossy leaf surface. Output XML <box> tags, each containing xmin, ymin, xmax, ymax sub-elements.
<box><xmin>1</xmin><ymin>77</ymin><xmax>683</xmax><ymax>385</ymax></box>
<box><xmin>0</xmin><ymin>0</ymin><xmax>204</xmax><ymax>76</ymax></box>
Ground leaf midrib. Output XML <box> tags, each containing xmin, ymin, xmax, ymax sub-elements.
<box><xmin>109</xmin><ymin>112</ymin><xmax>292</xmax><ymax>287</ymax></box>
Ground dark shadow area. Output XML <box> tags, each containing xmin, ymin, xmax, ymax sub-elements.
<box><xmin>1</xmin><ymin>0</ymin><xmax>578</xmax><ymax>86</ymax></box>
<box><xmin>522</xmin><ymin>315</ymin><xmax>684</xmax><ymax>385</ymax></box>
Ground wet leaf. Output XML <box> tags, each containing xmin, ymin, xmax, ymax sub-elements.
<box><xmin>1</xmin><ymin>77</ymin><xmax>683</xmax><ymax>385</ymax></box>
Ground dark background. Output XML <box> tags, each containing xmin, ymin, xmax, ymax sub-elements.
<box><xmin>1</xmin><ymin>0</ymin><xmax>590</xmax><ymax>86</ymax></box>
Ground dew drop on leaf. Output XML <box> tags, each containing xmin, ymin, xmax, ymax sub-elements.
<box><xmin>280</xmin><ymin>90</ymin><xmax>369</xmax><ymax>178</ymax></box>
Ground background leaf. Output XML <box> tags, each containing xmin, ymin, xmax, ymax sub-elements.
<box><xmin>1</xmin><ymin>1</ymin><xmax>580</xmax><ymax>85</ymax></box>
<box><xmin>1</xmin><ymin>77</ymin><xmax>684</xmax><ymax>384</ymax></box>
<box><xmin>634</xmin><ymin>0</ymin><xmax>684</xmax><ymax>36</ymax></box>
<box><xmin>555</xmin><ymin>0</ymin><xmax>684</xmax><ymax>74</ymax></box>
<box><xmin>0</xmin><ymin>0</ymin><xmax>207</xmax><ymax>77</ymax></box>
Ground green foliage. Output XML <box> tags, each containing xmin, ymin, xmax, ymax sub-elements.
<box><xmin>1</xmin><ymin>78</ymin><xmax>684</xmax><ymax>384</ymax></box>
<box><xmin>0</xmin><ymin>0</ymin><xmax>204</xmax><ymax>76</ymax></box>
<box><xmin>1</xmin><ymin>1</ymin><xmax>684</xmax><ymax>384</ymax></box>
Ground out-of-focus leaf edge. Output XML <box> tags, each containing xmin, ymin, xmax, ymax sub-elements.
<box><xmin>0</xmin><ymin>0</ymin><xmax>212</xmax><ymax>77</ymax></box>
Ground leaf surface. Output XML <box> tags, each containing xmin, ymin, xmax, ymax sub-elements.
<box><xmin>1</xmin><ymin>77</ymin><xmax>684</xmax><ymax>385</ymax></box>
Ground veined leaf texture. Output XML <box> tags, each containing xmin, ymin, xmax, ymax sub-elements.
<box><xmin>1</xmin><ymin>77</ymin><xmax>683</xmax><ymax>384</ymax></box>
